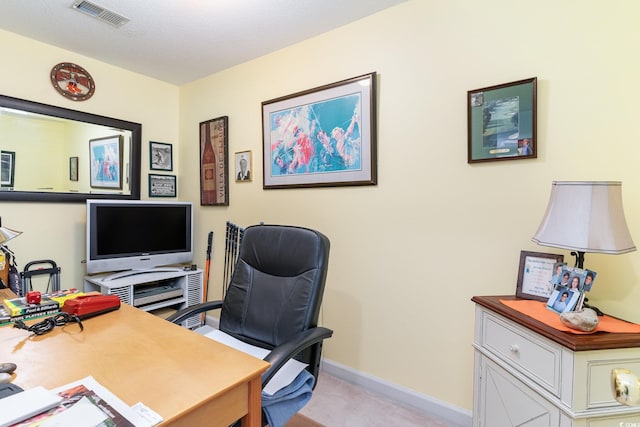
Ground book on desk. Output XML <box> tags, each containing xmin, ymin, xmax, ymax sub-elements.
<box><xmin>0</xmin><ymin>376</ymin><xmax>161</xmax><ymax>427</ymax></box>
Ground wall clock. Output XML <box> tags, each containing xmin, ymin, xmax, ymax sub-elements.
<box><xmin>50</xmin><ymin>62</ymin><xmax>95</xmax><ymax>101</ymax></box>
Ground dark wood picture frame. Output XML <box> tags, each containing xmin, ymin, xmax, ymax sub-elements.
<box><xmin>199</xmin><ymin>116</ymin><xmax>229</xmax><ymax>206</ymax></box>
<box><xmin>89</xmin><ymin>135</ymin><xmax>123</xmax><ymax>190</ymax></box>
<box><xmin>515</xmin><ymin>250</ymin><xmax>564</xmax><ymax>302</ymax></box>
<box><xmin>1</xmin><ymin>150</ymin><xmax>15</xmax><ymax>188</ymax></box>
<box><xmin>148</xmin><ymin>174</ymin><xmax>176</xmax><ymax>197</ymax></box>
<box><xmin>69</xmin><ymin>156</ymin><xmax>79</xmax><ymax>181</ymax></box>
<box><xmin>149</xmin><ymin>141</ymin><xmax>173</xmax><ymax>171</ymax></box>
<box><xmin>468</xmin><ymin>77</ymin><xmax>537</xmax><ymax>163</ymax></box>
<box><xmin>261</xmin><ymin>72</ymin><xmax>377</xmax><ymax>189</ymax></box>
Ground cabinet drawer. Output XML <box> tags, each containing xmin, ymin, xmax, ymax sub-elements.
<box><xmin>478</xmin><ymin>309</ymin><xmax>562</xmax><ymax>396</ymax></box>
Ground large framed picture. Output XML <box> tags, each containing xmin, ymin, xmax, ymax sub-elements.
<box><xmin>149</xmin><ymin>174</ymin><xmax>176</xmax><ymax>197</ymax></box>
<box><xmin>467</xmin><ymin>77</ymin><xmax>537</xmax><ymax>163</ymax></box>
<box><xmin>199</xmin><ymin>116</ymin><xmax>229</xmax><ymax>206</ymax></box>
<box><xmin>262</xmin><ymin>72</ymin><xmax>377</xmax><ymax>189</ymax></box>
<box><xmin>150</xmin><ymin>141</ymin><xmax>173</xmax><ymax>171</ymax></box>
<box><xmin>1</xmin><ymin>150</ymin><xmax>15</xmax><ymax>188</ymax></box>
<box><xmin>89</xmin><ymin>135</ymin><xmax>123</xmax><ymax>189</ymax></box>
<box><xmin>515</xmin><ymin>250</ymin><xmax>564</xmax><ymax>302</ymax></box>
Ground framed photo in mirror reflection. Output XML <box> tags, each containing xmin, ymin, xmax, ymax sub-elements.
<box><xmin>69</xmin><ymin>157</ymin><xmax>79</xmax><ymax>182</ymax></box>
<box><xmin>89</xmin><ymin>135</ymin><xmax>123</xmax><ymax>190</ymax></box>
<box><xmin>1</xmin><ymin>151</ymin><xmax>15</xmax><ymax>188</ymax></box>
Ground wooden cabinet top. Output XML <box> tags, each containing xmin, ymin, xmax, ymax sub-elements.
<box><xmin>472</xmin><ymin>295</ymin><xmax>640</xmax><ymax>351</ymax></box>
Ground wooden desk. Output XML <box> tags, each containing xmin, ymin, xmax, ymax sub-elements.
<box><xmin>0</xmin><ymin>304</ymin><xmax>269</xmax><ymax>427</ymax></box>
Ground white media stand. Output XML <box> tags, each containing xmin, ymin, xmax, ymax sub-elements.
<box><xmin>83</xmin><ymin>268</ymin><xmax>204</xmax><ymax>329</ymax></box>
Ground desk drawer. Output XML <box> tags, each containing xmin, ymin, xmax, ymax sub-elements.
<box><xmin>478</xmin><ymin>309</ymin><xmax>562</xmax><ymax>396</ymax></box>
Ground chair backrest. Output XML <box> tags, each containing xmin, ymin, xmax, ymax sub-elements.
<box><xmin>220</xmin><ymin>224</ymin><xmax>330</xmax><ymax>351</ymax></box>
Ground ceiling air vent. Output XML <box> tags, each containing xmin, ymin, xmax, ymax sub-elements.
<box><xmin>71</xmin><ymin>0</ymin><xmax>130</xmax><ymax>28</ymax></box>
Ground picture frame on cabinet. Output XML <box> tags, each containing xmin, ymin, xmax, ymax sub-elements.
<box><xmin>199</xmin><ymin>116</ymin><xmax>229</xmax><ymax>206</ymax></box>
<box><xmin>150</xmin><ymin>141</ymin><xmax>173</xmax><ymax>171</ymax></box>
<box><xmin>261</xmin><ymin>72</ymin><xmax>377</xmax><ymax>189</ymax></box>
<box><xmin>149</xmin><ymin>174</ymin><xmax>176</xmax><ymax>197</ymax></box>
<box><xmin>467</xmin><ymin>77</ymin><xmax>537</xmax><ymax>163</ymax></box>
<box><xmin>515</xmin><ymin>250</ymin><xmax>564</xmax><ymax>302</ymax></box>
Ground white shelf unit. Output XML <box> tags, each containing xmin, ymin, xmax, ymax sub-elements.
<box><xmin>83</xmin><ymin>269</ymin><xmax>204</xmax><ymax>329</ymax></box>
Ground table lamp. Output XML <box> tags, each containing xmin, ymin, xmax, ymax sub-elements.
<box><xmin>531</xmin><ymin>181</ymin><xmax>636</xmax><ymax>269</ymax></box>
<box><xmin>0</xmin><ymin>217</ymin><xmax>22</xmax><ymax>247</ymax></box>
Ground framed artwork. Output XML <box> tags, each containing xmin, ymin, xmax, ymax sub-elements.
<box><xmin>149</xmin><ymin>174</ymin><xmax>176</xmax><ymax>197</ymax></box>
<box><xmin>467</xmin><ymin>77</ymin><xmax>537</xmax><ymax>163</ymax></box>
<box><xmin>235</xmin><ymin>150</ymin><xmax>252</xmax><ymax>182</ymax></box>
<box><xmin>89</xmin><ymin>135</ymin><xmax>123</xmax><ymax>189</ymax></box>
<box><xmin>199</xmin><ymin>116</ymin><xmax>229</xmax><ymax>206</ymax></box>
<box><xmin>262</xmin><ymin>72</ymin><xmax>377</xmax><ymax>189</ymax></box>
<box><xmin>1</xmin><ymin>151</ymin><xmax>15</xmax><ymax>188</ymax></box>
<box><xmin>69</xmin><ymin>156</ymin><xmax>79</xmax><ymax>181</ymax></box>
<box><xmin>515</xmin><ymin>250</ymin><xmax>564</xmax><ymax>302</ymax></box>
<box><xmin>150</xmin><ymin>141</ymin><xmax>173</xmax><ymax>171</ymax></box>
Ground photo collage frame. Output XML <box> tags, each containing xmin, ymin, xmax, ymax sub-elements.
<box><xmin>546</xmin><ymin>263</ymin><xmax>598</xmax><ymax>314</ymax></box>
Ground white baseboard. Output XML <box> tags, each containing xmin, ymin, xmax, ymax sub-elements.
<box><xmin>320</xmin><ymin>359</ymin><xmax>472</xmax><ymax>427</ymax></box>
<box><xmin>205</xmin><ymin>315</ymin><xmax>472</xmax><ymax>427</ymax></box>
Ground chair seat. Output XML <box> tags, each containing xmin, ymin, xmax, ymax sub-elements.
<box><xmin>196</xmin><ymin>325</ymin><xmax>308</xmax><ymax>396</ymax></box>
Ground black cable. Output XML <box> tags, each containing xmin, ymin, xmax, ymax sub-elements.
<box><xmin>13</xmin><ymin>313</ymin><xmax>83</xmax><ymax>335</ymax></box>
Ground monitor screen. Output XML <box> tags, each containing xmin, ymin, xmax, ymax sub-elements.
<box><xmin>86</xmin><ymin>199</ymin><xmax>193</xmax><ymax>275</ymax></box>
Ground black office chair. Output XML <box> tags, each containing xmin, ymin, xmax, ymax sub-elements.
<box><xmin>167</xmin><ymin>224</ymin><xmax>333</xmax><ymax>426</ymax></box>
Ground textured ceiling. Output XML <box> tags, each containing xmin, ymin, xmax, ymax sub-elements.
<box><xmin>0</xmin><ymin>0</ymin><xmax>406</xmax><ymax>85</ymax></box>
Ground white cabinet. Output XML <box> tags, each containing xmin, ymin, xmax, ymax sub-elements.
<box><xmin>473</xmin><ymin>295</ymin><xmax>640</xmax><ymax>427</ymax></box>
<box><xmin>84</xmin><ymin>268</ymin><xmax>204</xmax><ymax>329</ymax></box>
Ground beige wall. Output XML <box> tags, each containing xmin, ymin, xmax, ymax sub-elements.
<box><xmin>3</xmin><ymin>0</ymin><xmax>640</xmax><ymax>413</ymax></box>
<box><xmin>0</xmin><ymin>29</ymin><xmax>179</xmax><ymax>292</ymax></box>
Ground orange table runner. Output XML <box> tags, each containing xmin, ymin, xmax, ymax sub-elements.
<box><xmin>499</xmin><ymin>299</ymin><xmax>640</xmax><ymax>334</ymax></box>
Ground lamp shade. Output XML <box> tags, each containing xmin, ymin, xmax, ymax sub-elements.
<box><xmin>0</xmin><ymin>217</ymin><xmax>22</xmax><ymax>246</ymax></box>
<box><xmin>532</xmin><ymin>181</ymin><xmax>636</xmax><ymax>254</ymax></box>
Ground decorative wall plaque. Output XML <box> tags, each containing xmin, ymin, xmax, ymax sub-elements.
<box><xmin>50</xmin><ymin>62</ymin><xmax>95</xmax><ymax>101</ymax></box>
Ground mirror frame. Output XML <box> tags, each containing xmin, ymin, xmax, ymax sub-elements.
<box><xmin>0</xmin><ymin>94</ymin><xmax>141</xmax><ymax>202</ymax></box>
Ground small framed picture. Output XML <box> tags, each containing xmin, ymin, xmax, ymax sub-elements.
<box><xmin>1</xmin><ymin>150</ymin><xmax>16</xmax><ymax>187</ymax></box>
<box><xmin>150</xmin><ymin>141</ymin><xmax>173</xmax><ymax>171</ymax></box>
<box><xmin>467</xmin><ymin>77</ymin><xmax>537</xmax><ymax>163</ymax></box>
<box><xmin>69</xmin><ymin>156</ymin><xmax>79</xmax><ymax>181</ymax></box>
<box><xmin>515</xmin><ymin>250</ymin><xmax>564</xmax><ymax>302</ymax></box>
<box><xmin>149</xmin><ymin>174</ymin><xmax>176</xmax><ymax>197</ymax></box>
<box><xmin>235</xmin><ymin>151</ymin><xmax>252</xmax><ymax>182</ymax></box>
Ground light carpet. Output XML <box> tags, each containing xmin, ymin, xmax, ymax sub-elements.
<box><xmin>283</xmin><ymin>413</ymin><xmax>324</xmax><ymax>427</ymax></box>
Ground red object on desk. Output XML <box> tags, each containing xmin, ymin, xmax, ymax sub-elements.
<box><xmin>26</xmin><ymin>291</ymin><xmax>41</xmax><ymax>304</ymax></box>
<box><xmin>61</xmin><ymin>295</ymin><xmax>121</xmax><ymax>319</ymax></box>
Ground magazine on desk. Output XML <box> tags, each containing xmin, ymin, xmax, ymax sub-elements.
<box><xmin>10</xmin><ymin>376</ymin><xmax>161</xmax><ymax>427</ymax></box>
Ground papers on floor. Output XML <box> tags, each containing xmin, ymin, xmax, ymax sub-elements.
<box><xmin>4</xmin><ymin>376</ymin><xmax>162</xmax><ymax>427</ymax></box>
<box><xmin>196</xmin><ymin>325</ymin><xmax>308</xmax><ymax>396</ymax></box>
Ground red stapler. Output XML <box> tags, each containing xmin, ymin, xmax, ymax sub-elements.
<box><xmin>62</xmin><ymin>295</ymin><xmax>121</xmax><ymax>319</ymax></box>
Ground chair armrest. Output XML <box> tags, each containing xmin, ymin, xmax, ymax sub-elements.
<box><xmin>262</xmin><ymin>326</ymin><xmax>333</xmax><ymax>386</ymax></box>
<box><xmin>166</xmin><ymin>300</ymin><xmax>223</xmax><ymax>324</ymax></box>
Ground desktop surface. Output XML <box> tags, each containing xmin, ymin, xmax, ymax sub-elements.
<box><xmin>0</xmin><ymin>303</ymin><xmax>269</xmax><ymax>426</ymax></box>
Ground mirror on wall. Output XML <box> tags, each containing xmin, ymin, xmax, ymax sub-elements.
<box><xmin>0</xmin><ymin>94</ymin><xmax>141</xmax><ymax>202</ymax></box>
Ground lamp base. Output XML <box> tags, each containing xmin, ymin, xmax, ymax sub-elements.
<box><xmin>570</xmin><ymin>250</ymin><xmax>585</xmax><ymax>269</ymax></box>
<box><xmin>583</xmin><ymin>298</ymin><xmax>604</xmax><ymax>316</ymax></box>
